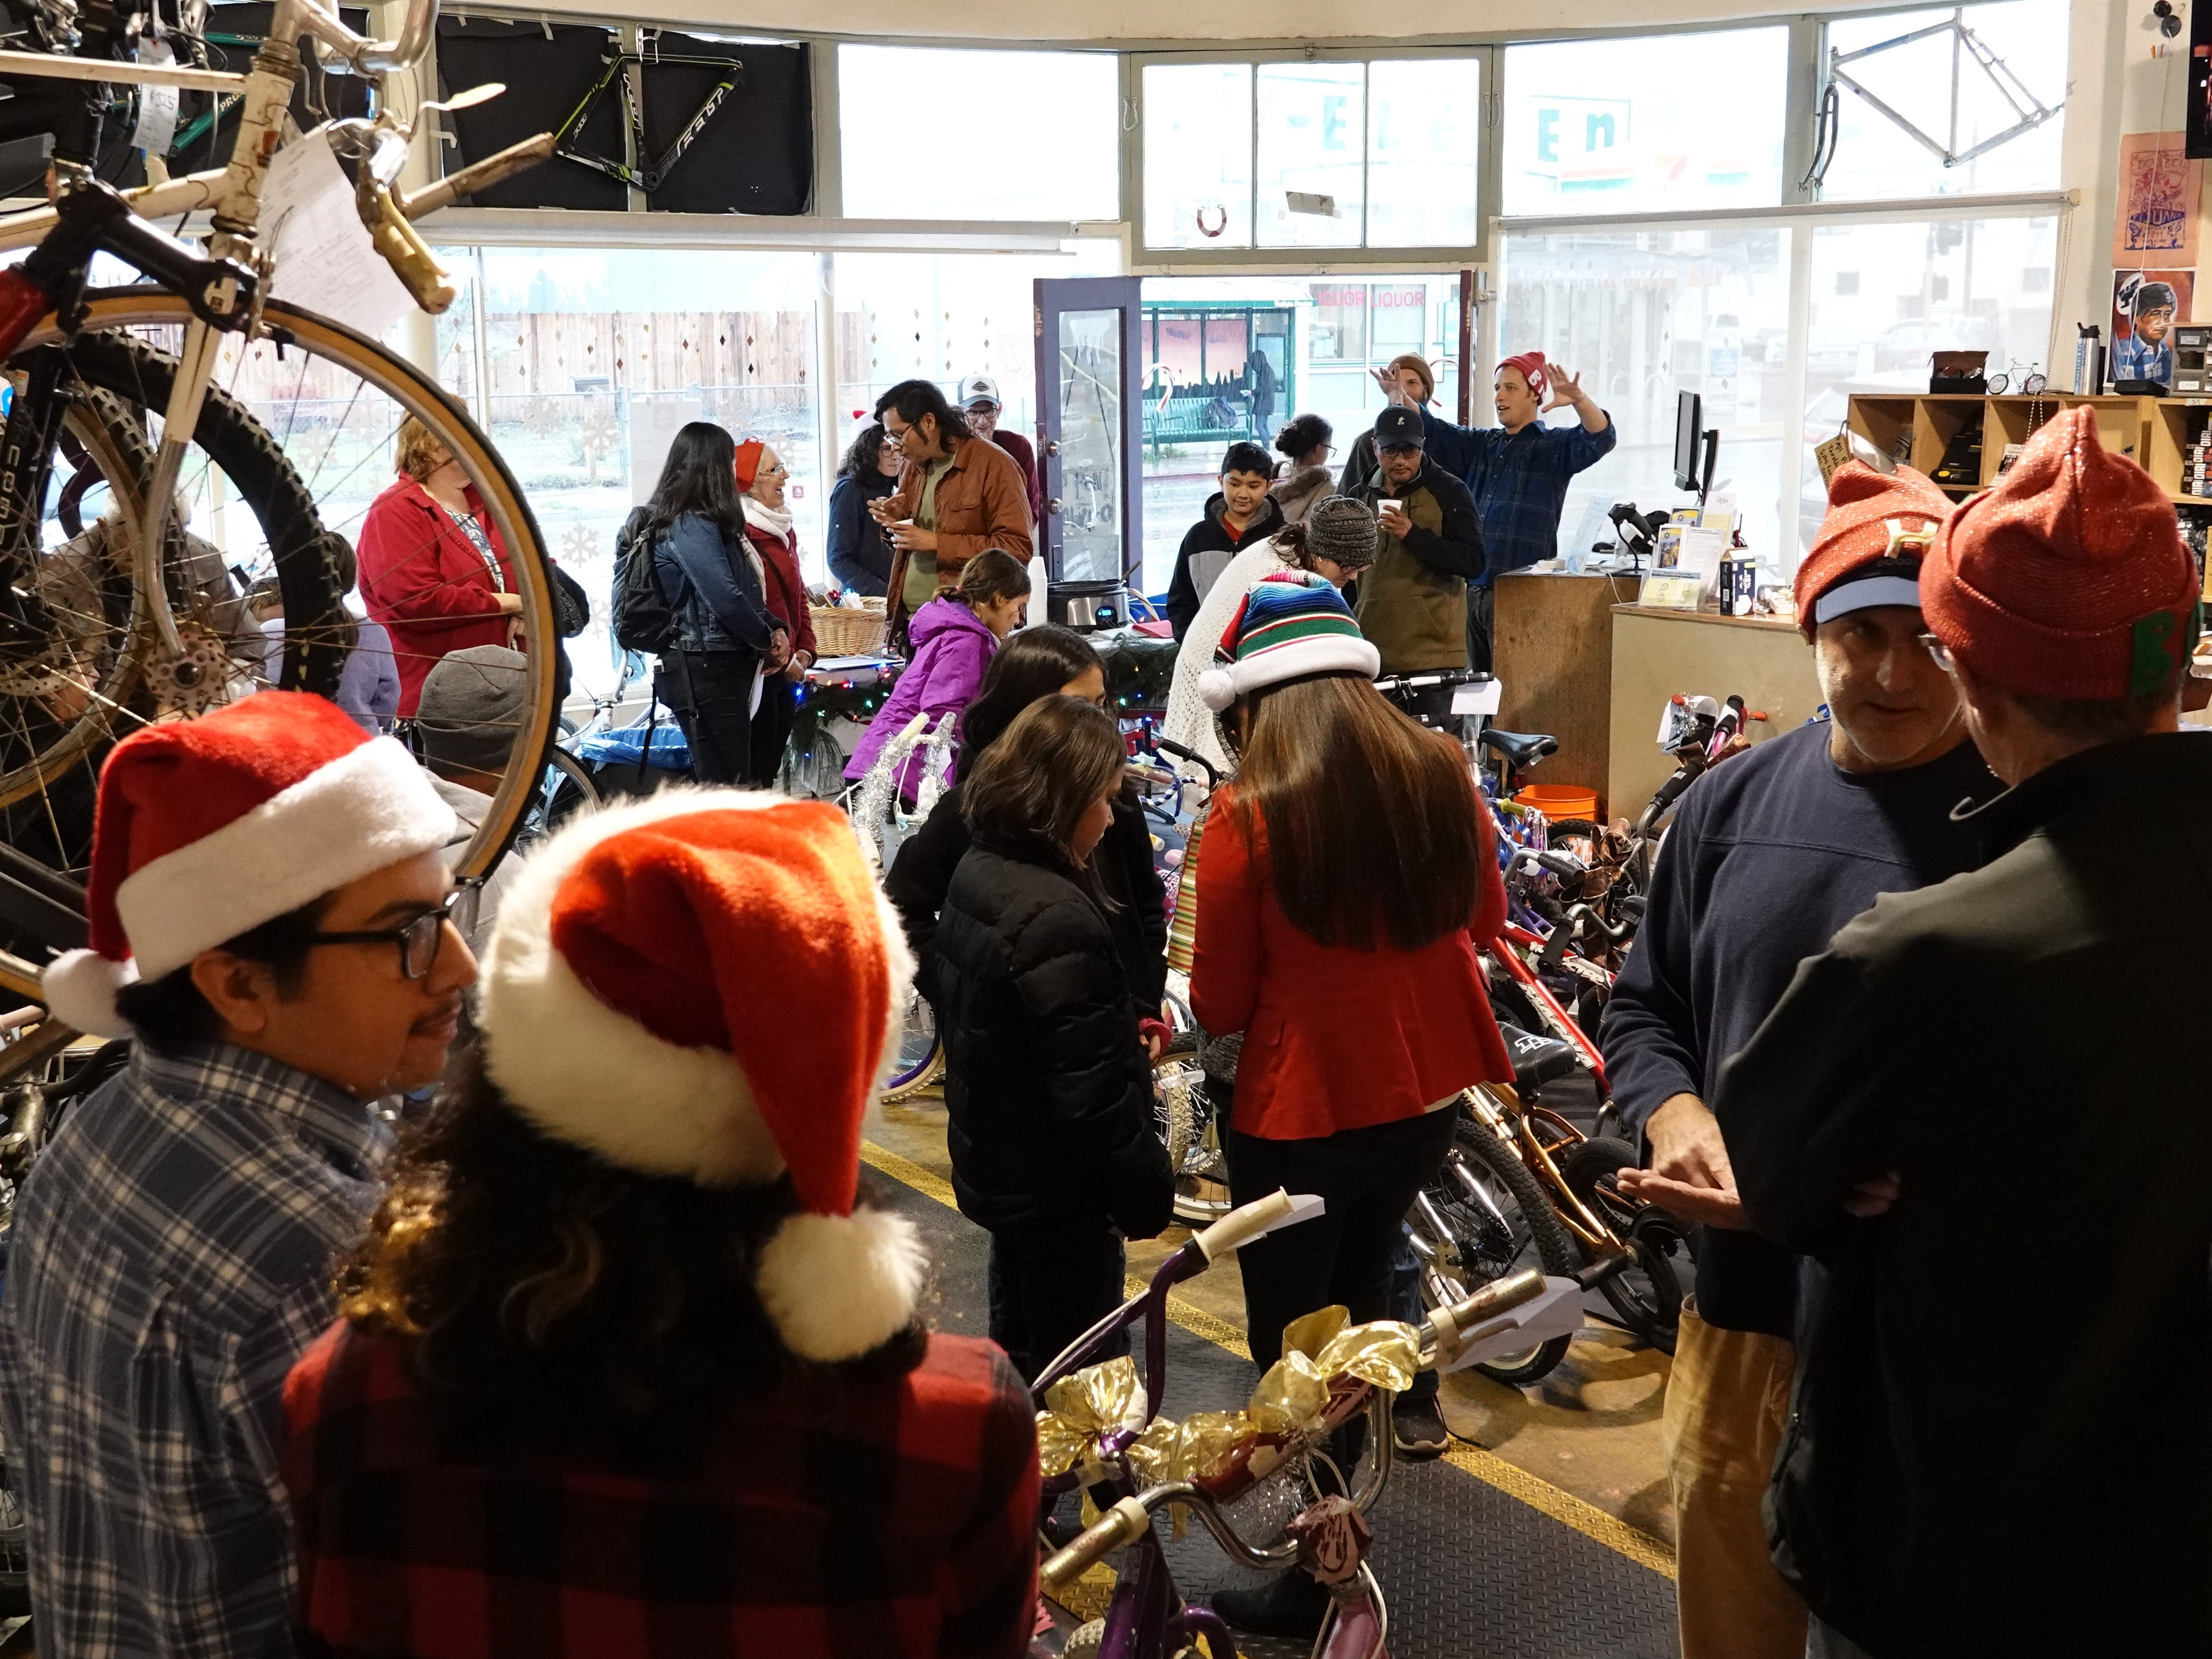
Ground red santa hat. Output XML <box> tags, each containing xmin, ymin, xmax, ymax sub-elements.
<box><xmin>472</xmin><ymin>790</ymin><xmax>926</xmax><ymax>1365</ymax></box>
<box><xmin>43</xmin><ymin>692</ymin><xmax>458</xmax><ymax>1038</ymax></box>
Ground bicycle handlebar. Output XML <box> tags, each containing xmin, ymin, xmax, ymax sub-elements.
<box><xmin>1153</xmin><ymin>735</ymin><xmax>1220</xmax><ymax>790</ymax></box>
<box><xmin>1043</xmin><ymin>1270</ymin><xmax>1559</xmax><ymax>1590</ymax></box>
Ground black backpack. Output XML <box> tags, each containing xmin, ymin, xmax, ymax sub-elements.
<box><xmin>609</xmin><ymin>506</ymin><xmax>677</xmax><ymax>655</ymax></box>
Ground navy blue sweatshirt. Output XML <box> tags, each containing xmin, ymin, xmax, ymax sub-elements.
<box><xmin>1598</xmin><ymin>720</ymin><xmax>1995</xmax><ymax>1336</ymax></box>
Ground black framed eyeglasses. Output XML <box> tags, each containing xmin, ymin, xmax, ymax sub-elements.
<box><xmin>306</xmin><ymin>885</ymin><xmax>479</xmax><ymax>981</ymax></box>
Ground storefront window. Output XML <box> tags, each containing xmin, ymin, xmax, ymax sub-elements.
<box><xmin>1818</xmin><ymin>0</ymin><xmax>2066</xmax><ymax>202</ymax></box>
<box><xmin>1144</xmin><ymin>55</ymin><xmax>1480</xmax><ymax>252</ymax></box>
<box><xmin>433</xmin><ymin>248</ymin><xmax>822</xmax><ymax>694</ymax></box>
<box><xmin>1367</xmin><ymin>59</ymin><xmax>1482</xmax><ymax>248</ymax></box>
<box><xmin>839</xmin><ymin>46</ymin><xmax>1120</xmax><ymax>222</ymax></box>
<box><xmin>1500</xmin><ymin>227</ymin><xmax>1796</xmax><ymax>561</ymax></box>
<box><xmin>1503</xmin><ymin>29</ymin><xmax>1788</xmax><ymax>217</ymax></box>
<box><xmin>1255</xmin><ymin>63</ymin><xmax>1366</xmax><ymax>250</ymax></box>
<box><xmin>1136</xmin><ymin>275</ymin><xmax>1460</xmax><ymax>594</ymax></box>
<box><xmin>1143</xmin><ymin>63</ymin><xmax>1256</xmax><ymax>251</ymax></box>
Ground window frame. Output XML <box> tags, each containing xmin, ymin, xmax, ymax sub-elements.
<box><xmin>1126</xmin><ymin>44</ymin><xmax>1501</xmax><ymax>273</ymax></box>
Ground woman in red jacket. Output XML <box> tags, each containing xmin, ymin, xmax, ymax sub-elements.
<box><xmin>735</xmin><ymin>439</ymin><xmax>819</xmax><ymax>786</ymax></box>
<box><xmin>358</xmin><ymin>416</ymin><xmax>524</xmax><ymax>718</ymax></box>
<box><xmin>1190</xmin><ymin>574</ymin><xmax>1509</xmax><ymax>1635</ymax></box>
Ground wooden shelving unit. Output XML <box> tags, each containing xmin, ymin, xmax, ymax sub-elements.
<box><xmin>1844</xmin><ymin>391</ymin><xmax>2212</xmax><ymax>509</ymax></box>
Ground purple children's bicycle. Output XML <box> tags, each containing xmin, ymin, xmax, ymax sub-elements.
<box><xmin>1028</xmin><ymin>1189</ymin><xmax>1590</xmax><ymax>1659</ymax></box>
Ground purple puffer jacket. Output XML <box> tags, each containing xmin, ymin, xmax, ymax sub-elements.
<box><xmin>843</xmin><ymin>597</ymin><xmax>1001</xmax><ymax>796</ymax></box>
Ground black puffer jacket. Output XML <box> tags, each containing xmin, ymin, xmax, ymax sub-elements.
<box><xmin>933</xmin><ymin>839</ymin><xmax>1174</xmax><ymax>1237</ymax></box>
<box><xmin>886</xmin><ymin>784</ymin><xmax>1167</xmax><ymax>1013</ymax></box>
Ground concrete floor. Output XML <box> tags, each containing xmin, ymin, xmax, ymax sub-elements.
<box><xmin>869</xmin><ymin>1092</ymin><xmax>1677</xmax><ymax>1555</ymax></box>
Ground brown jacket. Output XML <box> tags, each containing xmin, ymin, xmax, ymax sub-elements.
<box><xmin>883</xmin><ymin>434</ymin><xmax>1035</xmax><ymax>634</ymax></box>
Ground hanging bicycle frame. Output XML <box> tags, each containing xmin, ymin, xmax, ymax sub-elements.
<box><xmin>551</xmin><ymin>36</ymin><xmax>742</xmax><ymax>194</ymax></box>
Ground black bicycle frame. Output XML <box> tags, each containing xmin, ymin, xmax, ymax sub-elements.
<box><xmin>551</xmin><ymin>45</ymin><xmax>742</xmax><ymax>194</ymax></box>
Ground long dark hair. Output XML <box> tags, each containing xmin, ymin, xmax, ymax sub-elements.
<box><xmin>334</xmin><ymin>1047</ymin><xmax>925</xmax><ymax>1460</ymax></box>
<box><xmin>962</xmin><ymin>695</ymin><xmax>1126</xmax><ymax>875</ymax></box>
<box><xmin>643</xmin><ymin>422</ymin><xmax>748</xmax><ymax>545</ymax></box>
<box><xmin>955</xmin><ymin>624</ymin><xmax>1100</xmax><ymax>779</ymax></box>
<box><xmin>839</xmin><ymin>422</ymin><xmax>893</xmax><ymax>481</ymax></box>
<box><xmin>952</xmin><ymin>548</ymin><xmax>1033</xmax><ymax>610</ymax></box>
<box><xmin>1231</xmin><ymin>674</ymin><xmax>1488</xmax><ymax>951</ymax></box>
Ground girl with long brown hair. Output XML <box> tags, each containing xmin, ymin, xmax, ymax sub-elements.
<box><xmin>1187</xmin><ymin>573</ymin><xmax>1510</xmax><ymax>1637</ymax></box>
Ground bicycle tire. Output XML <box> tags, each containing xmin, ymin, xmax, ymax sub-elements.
<box><xmin>1560</xmin><ymin>1136</ymin><xmax>1688</xmax><ymax>1354</ymax></box>
<box><xmin>879</xmin><ymin>987</ymin><xmax>941</xmax><ymax>1103</ymax></box>
<box><xmin>1413</xmin><ymin>1114</ymin><xmax>1579</xmax><ymax>1386</ymax></box>
<box><xmin>0</xmin><ymin>292</ymin><xmax>559</xmax><ymax>991</ymax></box>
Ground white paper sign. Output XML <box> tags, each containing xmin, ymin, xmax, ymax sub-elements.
<box><xmin>1452</xmin><ymin>679</ymin><xmax>1503</xmax><ymax>715</ymax></box>
<box><xmin>260</xmin><ymin>133</ymin><xmax>414</xmax><ymax>341</ymax></box>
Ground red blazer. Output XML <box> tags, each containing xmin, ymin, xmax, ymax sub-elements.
<box><xmin>1190</xmin><ymin>785</ymin><xmax>1512</xmax><ymax>1141</ymax></box>
<box><xmin>358</xmin><ymin>474</ymin><xmax>517</xmax><ymax>717</ymax></box>
<box><xmin>745</xmin><ymin>522</ymin><xmax>818</xmax><ymax>662</ymax></box>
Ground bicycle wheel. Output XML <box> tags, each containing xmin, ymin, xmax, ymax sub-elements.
<box><xmin>1560</xmin><ymin>1137</ymin><xmax>1690</xmax><ymax>1354</ymax></box>
<box><xmin>1408</xmin><ymin>1113</ymin><xmax>1579</xmax><ymax>1386</ymax></box>
<box><xmin>879</xmin><ymin>987</ymin><xmax>942</xmax><ymax>1104</ymax></box>
<box><xmin>1155</xmin><ymin>1031</ymin><xmax>1231</xmax><ymax>1225</ymax></box>
<box><xmin>510</xmin><ymin>745</ymin><xmax>600</xmax><ymax>856</ymax></box>
<box><xmin>0</xmin><ymin>290</ymin><xmax>560</xmax><ymax>998</ymax></box>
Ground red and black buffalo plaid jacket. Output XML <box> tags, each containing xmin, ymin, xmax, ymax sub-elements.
<box><xmin>282</xmin><ymin>1321</ymin><xmax>1040</xmax><ymax>1658</ymax></box>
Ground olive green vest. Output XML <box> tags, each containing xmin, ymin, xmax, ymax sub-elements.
<box><xmin>1354</xmin><ymin>473</ymin><xmax>1466</xmax><ymax>674</ymax></box>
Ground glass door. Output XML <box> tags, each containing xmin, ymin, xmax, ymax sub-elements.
<box><xmin>1034</xmin><ymin>277</ymin><xmax>1144</xmax><ymax>586</ymax></box>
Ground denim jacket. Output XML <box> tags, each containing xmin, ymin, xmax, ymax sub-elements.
<box><xmin>652</xmin><ymin>512</ymin><xmax>778</xmax><ymax>655</ymax></box>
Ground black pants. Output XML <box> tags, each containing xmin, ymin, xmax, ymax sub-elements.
<box><xmin>749</xmin><ymin>671</ymin><xmax>797</xmax><ymax>788</ymax></box>
<box><xmin>987</xmin><ymin>1219</ymin><xmax>1127</xmax><ymax>1385</ymax></box>
<box><xmin>1227</xmin><ymin>1108</ymin><xmax>1458</xmax><ymax>1370</ymax></box>
<box><xmin>656</xmin><ymin>649</ymin><xmax>758</xmax><ymax>785</ymax></box>
<box><xmin>1466</xmin><ymin>583</ymin><xmax>1495</xmax><ymax>674</ymax></box>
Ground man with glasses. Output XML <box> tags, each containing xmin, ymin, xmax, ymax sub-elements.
<box><xmin>1347</xmin><ymin>404</ymin><xmax>1485</xmax><ymax>675</ymax></box>
<box><xmin>958</xmin><ymin>372</ymin><xmax>1044</xmax><ymax>527</ymax></box>
<box><xmin>1600</xmin><ymin>462</ymin><xmax>1994</xmax><ymax>1659</ymax></box>
<box><xmin>1716</xmin><ymin>409</ymin><xmax>2212</xmax><ymax>1657</ymax></box>
<box><xmin>3</xmin><ymin>692</ymin><xmax>472</xmax><ymax>1659</ymax></box>
<box><xmin>867</xmin><ymin>378</ymin><xmax>1033</xmax><ymax>646</ymax></box>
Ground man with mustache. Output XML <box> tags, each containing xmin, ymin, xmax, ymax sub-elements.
<box><xmin>2</xmin><ymin>692</ymin><xmax>472</xmax><ymax>1659</ymax></box>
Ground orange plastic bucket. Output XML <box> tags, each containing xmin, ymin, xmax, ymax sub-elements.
<box><xmin>1513</xmin><ymin>784</ymin><xmax>1599</xmax><ymax>823</ymax></box>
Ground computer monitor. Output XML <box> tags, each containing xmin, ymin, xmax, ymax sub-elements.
<box><xmin>1672</xmin><ymin>390</ymin><xmax>1703</xmax><ymax>493</ymax></box>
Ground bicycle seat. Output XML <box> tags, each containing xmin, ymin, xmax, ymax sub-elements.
<box><xmin>1478</xmin><ymin>728</ymin><xmax>1559</xmax><ymax>771</ymax></box>
<box><xmin>1496</xmin><ymin>1023</ymin><xmax>1579</xmax><ymax>1092</ymax></box>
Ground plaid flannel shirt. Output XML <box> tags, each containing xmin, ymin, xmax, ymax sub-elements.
<box><xmin>283</xmin><ymin>1322</ymin><xmax>1041</xmax><ymax>1659</ymax></box>
<box><xmin>1456</xmin><ymin>417</ymin><xmax>1618</xmax><ymax>586</ymax></box>
<box><xmin>0</xmin><ymin>1042</ymin><xmax>389</xmax><ymax>1659</ymax></box>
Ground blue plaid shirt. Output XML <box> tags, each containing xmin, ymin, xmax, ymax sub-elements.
<box><xmin>1420</xmin><ymin>413</ymin><xmax>1617</xmax><ymax>587</ymax></box>
<box><xmin>0</xmin><ymin>1042</ymin><xmax>389</xmax><ymax>1659</ymax></box>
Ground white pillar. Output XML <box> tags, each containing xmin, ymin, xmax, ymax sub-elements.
<box><xmin>2054</xmin><ymin>0</ymin><xmax>2130</xmax><ymax>379</ymax></box>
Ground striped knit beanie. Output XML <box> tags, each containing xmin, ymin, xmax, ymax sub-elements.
<box><xmin>1199</xmin><ymin>571</ymin><xmax>1381</xmax><ymax>711</ymax></box>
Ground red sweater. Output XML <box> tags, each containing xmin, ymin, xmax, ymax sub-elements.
<box><xmin>746</xmin><ymin>522</ymin><xmax>818</xmax><ymax>662</ymax></box>
<box><xmin>1190</xmin><ymin>785</ymin><xmax>1512</xmax><ymax>1141</ymax></box>
<box><xmin>357</xmin><ymin>474</ymin><xmax>518</xmax><ymax>717</ymax></box>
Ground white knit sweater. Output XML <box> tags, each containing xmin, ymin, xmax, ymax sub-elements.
<box><xmin>1160</xmin><ymin>538</ymin><xmax>1295</xmax><ymax>779</ymax></box>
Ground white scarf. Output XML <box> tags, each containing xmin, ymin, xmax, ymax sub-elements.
<box><xmin>746</xmin><ymin>496</ymin><xmax>794</xmax><ymax>540</ymax></box>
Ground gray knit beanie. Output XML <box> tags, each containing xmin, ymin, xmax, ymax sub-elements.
<box><xmin>417</xmin><ymin>645</ymin><xmax>529</xmax><ymax>776</ymax></box>
<box><xmin>1296</xmin><ymin>495</ymin><xmax>1379</xmax><ymax>575</ymax></box>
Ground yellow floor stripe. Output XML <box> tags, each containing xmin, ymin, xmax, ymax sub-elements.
<box><xmin>861</xmin><ymin>1139</ymin><xmax>1676</xmax><ymax>1581</ymax></box>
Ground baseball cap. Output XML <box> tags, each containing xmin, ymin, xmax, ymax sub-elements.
<box><xmin>957</xmin><ymin>374</ymin><xmax>1002</xmax><ymax>410</ymax></box>
<box><xmin>1374</xmin><ymin>406</ymin><xmax>1425</xmax><ymax>451</ymax></box>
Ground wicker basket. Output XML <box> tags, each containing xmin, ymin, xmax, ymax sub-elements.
<box><xmin>811</xmin><ymin>599</ymin><xmax>887</xmax><ymax>658</ymax></box>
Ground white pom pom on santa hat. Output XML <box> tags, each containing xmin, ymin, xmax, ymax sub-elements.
<box><xmin>474</xmin><ymin>789</ymin><xmax>925</xmax><ymax>1363</ymax></box>
<box><xmin>40</xmin><ymin>693</ymin><xmax>455</xmax><ymax>1037</ymax></box>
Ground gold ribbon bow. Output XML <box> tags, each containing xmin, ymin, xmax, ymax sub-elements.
<box><xmin>1035</xmin><ymin>1355</ymin><xmax>1150</xmax><ymax>1482</ymax></box>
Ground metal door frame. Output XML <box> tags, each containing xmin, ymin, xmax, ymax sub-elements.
<box><xmin>1034</xmin><ymin>275</ymin><xmax>1146</xmax><ymax>587</ymax></box>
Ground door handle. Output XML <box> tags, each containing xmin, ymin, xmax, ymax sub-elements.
<box><xmin>1048</xmin><ymin>498</ymin><xmax>1063</xmax><ymax>515</ymax></box>
<box><xmin>1044</xmin><ymin>440</ymin><xmax>1061</xmax><ymax>457</ymax></box>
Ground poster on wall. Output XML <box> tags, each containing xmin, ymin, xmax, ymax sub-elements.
<box><xmin>2112</xmin><ymin>269</ymin><xmax>2194</xmax><ymax>386</ymax></box>
<box><xmin>2115</xmin><ymin>133</ymin><xmax>2201</xmax><ymax>266</ymax></box>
